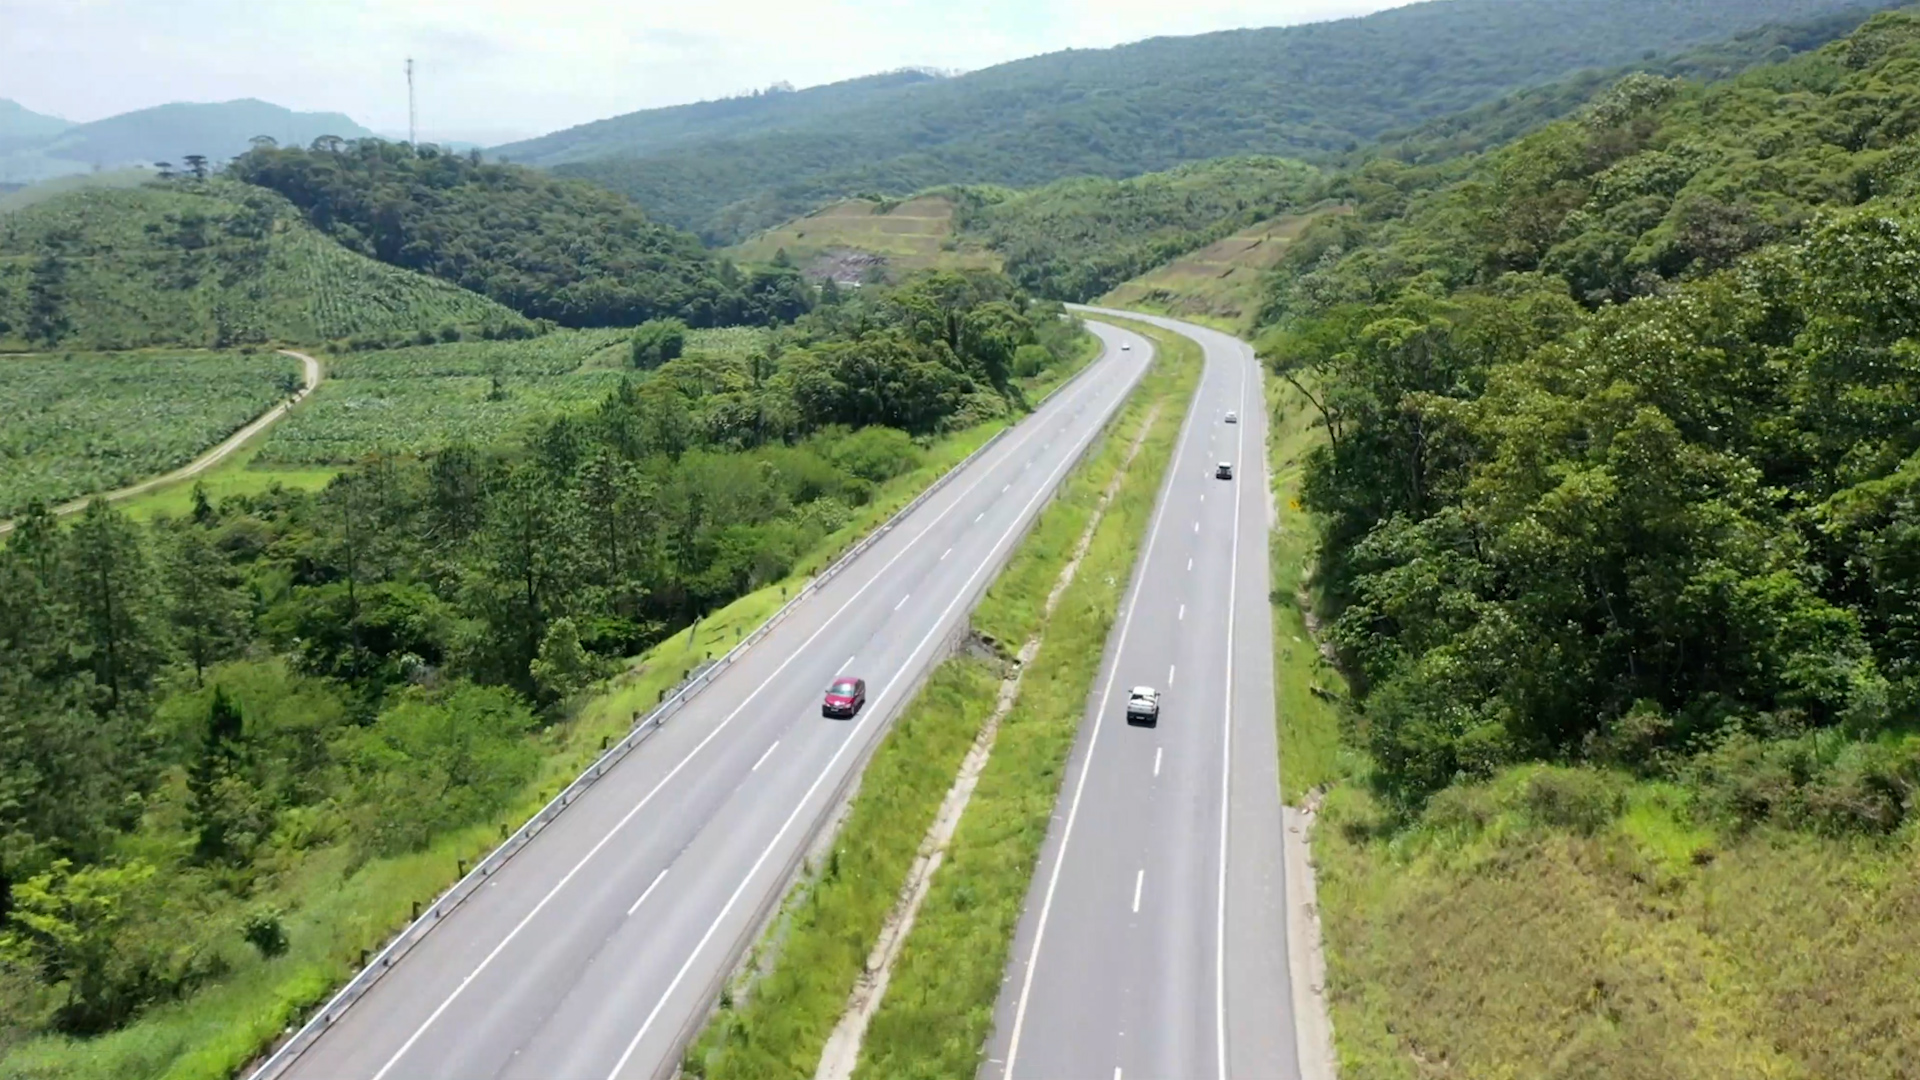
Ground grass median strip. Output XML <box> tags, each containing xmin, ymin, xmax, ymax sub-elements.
<box><xmin>682</xmin><ymin>327</ymin><xmax>1182</xmax><ymax>1080</ymax></box>
<box><xmin>853</xmin><ymin>318</ymin><xmax>1201</xmax><ymax>1079</ymax></box>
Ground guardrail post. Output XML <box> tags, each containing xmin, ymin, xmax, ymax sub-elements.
<box><xmin>457</xmin><ymin>858</ymin><xmax>467</xmax><ymax>877</ymax></box>
<box><xmin>412</xmin><ymin>900</ymin><xmax>420</xmax><ymax>920</ymax></box>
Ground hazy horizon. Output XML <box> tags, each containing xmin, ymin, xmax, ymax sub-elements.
<box><xmin>0</xmin><ymin>0</ymin><xmax>1396</xmax><ymax>144</ymax></box>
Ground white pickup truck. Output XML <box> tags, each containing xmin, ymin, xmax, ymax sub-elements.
<box><xmin>1125</xmin><ymin>685</ymin><xmax>1160</xmax><ymax>726</ymax></box>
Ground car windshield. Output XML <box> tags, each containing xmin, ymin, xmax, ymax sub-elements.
<box><xmin>830</xmin><ymin>680</ymin><xmax>858</xmax><ymax>694</ymax></box>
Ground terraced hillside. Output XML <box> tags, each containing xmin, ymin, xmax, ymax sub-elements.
<box><xmin>726</xmin><ymin>195</ymin><xmax>1000</xmax><ymax>283</ymax></box>
<box><xmin>0</xmin><ymin>181</ymin><xmax>530</xmax><ymax>350</ymax></box>
<box><xmin>1100</xmin><ymin>209</ymin><xmax>1344</xmax><ymax>330</ymax></box>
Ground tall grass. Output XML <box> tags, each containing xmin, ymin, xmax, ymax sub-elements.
<box><xmin>853</xmin><ymin>319</ymin><xmax>1202</xmax><ymax>1079</ymax></box>
<box><xmin>1266</xmin><ymin>377</ymin><xmax>1348</xmax><ymax>802</ymax></box>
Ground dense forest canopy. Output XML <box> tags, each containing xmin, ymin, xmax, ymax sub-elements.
<box><xmin>0</xmin><ymin>268</ymin><xmax>1085</xmax><ymax>1046</ymax></box>
<box><xmin>230</xmin><ymin>141</ymin><xmax>810</xmax><ymax>329</ymax></box>
<box><xmin>535</xmin><ymin>0</ymin><xmax>1902</xmax><ymax>243</ymax></box>
<box><xmin>1262</xmin><ymin>10</ymin><xmax>1920</xmax><ymax>823</ymax></box>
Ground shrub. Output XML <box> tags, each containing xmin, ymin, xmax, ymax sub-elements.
<box><xmin>1521</xmin><ymin>767</ymin><xmax>1625</xmax><ymax>835</ymax></box>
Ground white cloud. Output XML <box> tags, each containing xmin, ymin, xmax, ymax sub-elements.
<box><xmin>0</xmin><ymin>0</ymin><xmax>1403</xmax><ymax>141</ymax></box>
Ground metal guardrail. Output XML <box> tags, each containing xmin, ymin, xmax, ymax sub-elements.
<box><xmin>246</xmin><ymin>330</ymin><xmax>1108</xmax><ymax>1080</ymax></box>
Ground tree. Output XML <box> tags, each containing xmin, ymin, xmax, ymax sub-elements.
<box><xmin>182</xmin><ymin>154</ymin><xmax>209</xmax><ymax>179</ymax></box>
<box><xmin>530</xmin><ymin>617</ymin><xmax>604</xmax><ymax>701</ymax></box>
<box><xmin>165</xmin><ymin>526</ymin><xmax>249</xmax><ymax>685</ymax></box>
<box><xmin>630</xmin><ymin>317</ymin><xmax>688</xmax><ymax>369</ymax></box>
<box><xmin>64</xmin><ymin>501</ymin><xmax>167</xmax><ymax>711</ymax></box>
<box><xmin>0</xmin><ymin>858</ymin><xmax>161</xmax><ymax>1034</ymax></box>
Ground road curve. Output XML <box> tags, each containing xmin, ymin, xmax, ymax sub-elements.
<box><xmin>270</xmin><ymin>325</ymin><xmax>1158</xmax><ymax>1080</ymax></box>
<box><xmin>983</xmin><ymin>309</ymin><xmax>1296</xmax><ymax>1080</ymax></box>
<box><xmin>0</xmin><ymin>348</ymin><xmax>321</xmax><ymax>535</ymax></box>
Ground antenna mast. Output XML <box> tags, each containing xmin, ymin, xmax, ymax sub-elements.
<box><xmin>406</xmin><ymin>58</ymin><xmax>416</xmax><ymax>146</ymax></box>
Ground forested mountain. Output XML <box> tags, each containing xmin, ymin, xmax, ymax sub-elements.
<box><xmin>1262</xmin><ymin>9</ymin><xmax>1920</xmax><ymax>815</ymax></box>
<box><xmin>496</xmin><ymin>70</ymin><xmax>941</xmax><ymax>168</ymax></box>
<box><xmin>529</xmin><ymin>0</ymin><xmax>1902</xmax><ymax>243</ymax></box>
<box><xmin>0</xmin><ymin>270</ymin><xmax>1085</xmax><ymax>1069</ymax></box>
<box><xmin>1359</xmin><ymin>5</ymin><xmax>1892</xmax><ymax>165</ymax></box>
<box><xmin>953</xmin><ymin>157</ymin><xmax>1322</xmax><ymax>302</ymax></box>
<box><xmin>230</xmin><ymin>141</ymin><xmax>810</xmax><ymax>329</ymax></box>
<box><xmin>0</xmin><ymin>99</ymin><xmax>374</xmax><ymax>185</ymax></box>
<box><xmin>0</xmin><ymin>180</ymin><xmax>527</xmax><ymax>350</ymax></box>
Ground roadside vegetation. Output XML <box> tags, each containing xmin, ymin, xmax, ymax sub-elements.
<box><xmin>1256</xmin><ymin>12</ymin><xmax>1920</xmax><ymax>1076</ymax></box>
<box><xmin>0</xmin><ymin>270</ymin><xmax>1091</xmax><ymax>1079</ymax></box>
<box><xmin>856</xmin><ymin>320</ymin><xmax>1201</xmax><ymax>1078</ymax></box>
<box><xmin>0</xmin><ymin>349</ymin><xmax>302</xmax><ymax>518</ymax></box>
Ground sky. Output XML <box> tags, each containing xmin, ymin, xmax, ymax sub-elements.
<box><xmin>0</xmin><ymin>0</ymin><xmax>1399</xmax><ymax>145</ymax></box>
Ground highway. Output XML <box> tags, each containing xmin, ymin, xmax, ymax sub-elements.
<box><xmin>983</xmin><ymin>309</ymin><xmax>1296</xmax><ymax>1080</ymax></box>
<box><xmin>271</xmin><ymin>322</ymin><xmax>1157</xmax><ymax>1080</ymax></box>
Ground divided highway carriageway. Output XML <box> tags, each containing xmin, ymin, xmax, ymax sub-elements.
<box><xmin>261</xmin><ymin>323</ymin><xmax>1156</xmax><ymax>1080</ymax></box>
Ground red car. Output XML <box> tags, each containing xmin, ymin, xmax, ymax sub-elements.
<box><xmin>823</xmin><ymin>676</ymin><xmax>867</xmax><ymax>718</ymax></box>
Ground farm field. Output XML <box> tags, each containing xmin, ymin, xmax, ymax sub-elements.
<box><xmin>255</xmin><ymin>327</ymin><xmax>771</xmax><ymax>464</ymax></box>
<box><xmin>727</xmin><ymin>195</ymin><xmax>1001</xmax><ymax>283</ymax></box>
<box><xmin>0</xmin><ymin>182</ymin><xmax>529</xmax><ymax>351</ymax></box>
<box><xmin>0</xmin><ymin>348</ymin><xmax>302</xmax><ymax>517</ymax></box>
<box><xmin>258</xmin><ymin>331</ymin><xmax>629</xmax><ymax>464</ymax></box>
<box><xmin>1099</xmin><ymin>208</ymin><xmax>1339</xmax><ymax>331</ymax></box>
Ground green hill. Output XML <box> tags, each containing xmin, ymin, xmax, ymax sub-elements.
<box><xmin>497</xmin><ymin>70</ymin><xmax>941</xmax><ymax>168</ymax></box>
<box><xmin>956</xmin><ymin>156</ymin><xmax>1321</xmax><ymax>302</ymax></box>
<box><xmin>525</xmin><ymin>0</ymin><xmax>1903</xmax><ymax>243</ymax></box>
<box><xmin>1259</xmin><ymin>11</ymin><xmax>1920</xmax><ymax>1074</ymax></box>
<box><xmin>0</xmin><ymin>180</ymin><xmax>528</xmax><ymax>350</ymax></box>
<box><xmin>230</xmin><ymin>140</ymin><xmax>811</xmax><ymax>329</ymax></box>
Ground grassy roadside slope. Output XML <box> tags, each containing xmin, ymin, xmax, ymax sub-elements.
<box><xmin>1263</xmin><ymin>374</ymin><xmax>1920</xmax><ymax>1078</ymax></box>
<box><xmin>853</xmin><ymin>318</ymin><xmax>1202</xmax><ymax>1079</ymax></box>
<box><xmin>0</xmin><ymin>334</ymin><xmax>1100</xmax><ymax>1080</ymax></box>
<box><xmin>1102</xmin><ymin>209</ymin><xmax>1344</xmax><ymax>335</ymax></box>
<box><xmin>682</xmin><ymin>319</ymin><xmax>1179</xmax><ymax>1080</ymax></box>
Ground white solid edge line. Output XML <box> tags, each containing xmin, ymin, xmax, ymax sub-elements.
<box><xmin>360</xmin><ymin>341</ymin><xmax>1115</xmax><ymax>1080</ymax></box>
<box><xmin>751</xmin><ymin>741</ymin><xmax>779</xmax><ymax>772</ymax></box>
<box><xmin>1215</xmin><ymin>343</ymin><xmax>1249</xmax><ymax>1080</ymax></box>
<box><xmin>1002</xmin><ymin>333</ymin><xmax>1200</xmax><ymax>1080</ymax></box>
<box><xmin>600</xmin><ymin>336</ymin><xmax>1141</xmax><ymax>1080</ymax></box>
<box><xmin>627</xmin><ymin>870</ymin><xmax>669</xmax><ymax>917</ymax></box>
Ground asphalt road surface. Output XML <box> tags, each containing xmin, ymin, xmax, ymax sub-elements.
<box><xmin>982</xmin><ymin>309</ymin><xmax>1296</xmax><ymax>1080</ymax></box>
<box><xmin>274</xmin><ymin>324</ymin><xmax>1156</xmax><ymax>1080</ymax></box>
